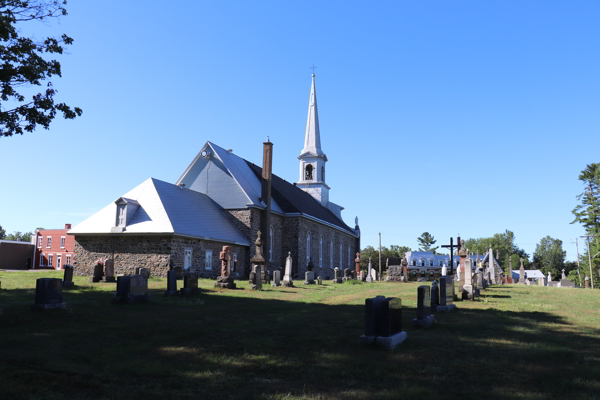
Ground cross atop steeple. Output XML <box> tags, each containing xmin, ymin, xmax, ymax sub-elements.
<box><xmin>310</xmin><ymin>64</ymin><xmax>317</xmax><ymax>75</ymax></box>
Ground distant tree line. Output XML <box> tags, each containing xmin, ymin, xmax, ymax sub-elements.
<box><xmin>0</xmin><ymin>225</ymin><xmax>34</xmax><ymax>243</ymax></box>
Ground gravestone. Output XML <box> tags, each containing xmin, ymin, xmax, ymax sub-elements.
<box><xmin>366</xmin><ymin>258</ymin><xmax>373</xmax><ymax>283</ymax></box>
<box><xmin>462</xmin><ymin>259</ymin><xmax>477</xmax><ymax>300</ymax></box>
<box><xmin>164</xmin><ymin>270</ymin><xmax>178</xmax><ymax>296</ymax></box>
<box><xmin>251</xmin><ymin>231</ymin><xmax>265</xmax><ymax>290</ymax></box>
<box><xmin>180</xmin><ymin>273</ymin><xmax>201</xmax><ymax>295</ymax></box>
<box><xmin>385</xmin><ymin>257</ymin><xmax>403</xmax><ymax>282</ymax></box>
<box><xmin>489</xmin><ymin>248</ymin><xmax>497</xmax><ymax>285</ymax></box>
<box><xmin>317</xmin><ymin>276</ymin><xmax>322</xmax><ymax>285</ymax></box>
<box><xmin>558</xmin><ymin>279</ymin><xmax>576</xmax><ymax>288</ymax></box>
<box><xmin>282</xmin><ymin>251</ymin><xmax>294</xmax><ymax>287</ymax></box>
<box><xmin>585</xmin><ymin>276</ymin><xmax>589</xmax><ymax>288</ymax></box>
<box><xmin>413</xmin><ymin>285</ymin><xmax>435</xmax><ymax>327</ymax></box>
<box><xmin>62</xmin><ymin>265</ymin><xmax>75</xmax><ymax>288</ymax></box>
<box><xmin>370</xmin><ymin>268</ymin><xmax>378</xmax><ymax>281</ymax></box>
<box><xmin>332</xmin><ymin>267</ymin><xmax>342</xmax><ymax>283</ymax></box>
<box><xmin>360</xmin><ymin>296</ymin><xmax>407</xmax><ymax>349</ymax></box>
<box><xmin>32</xmin><ymin>278</ymin><xmax>66</xmax><ymax>310</ymax></box>
<box><xmin>538</xmin><ymin>278</ymin><xmax>544</xmax><ymax>286</ymax></box>
<box><xmin>507</xmin><ymin>258</ymin><xmax>513</xmax><ymax>283</ymax></box>
<box><xmin>215</xmin><ymin>245</ymin><xmax>236</xmax><ymax>289</ymax></box>
<box><xmin>307</xmin><ymin>260</ymin><xmax>314</xmax><ymax>272</ymax></box>
<box><xmin>304</xmin><ymin>271</ymin><xmax>315</xmax><ymax>285</ymax></box>
<box><xmin>441</xmin><ymin>264</ymin><xmax>447</xmax><ymax>276</ymax></box>
<box><xmin>437</xmin><ymin>276</ymin><xmax>456</xmax><ymax>311</ymax></box>
<box><xmin>343</xmin><ymin>268</ymin><xmax>354</xmax><ymax>282</ymax></box>
<box><xmin>476</xmin><ymin>270</ymin><xmax>484</xmax><ymax>288</ymax></box>
<box><xmin>112</xmin><ymin>275</ymin><xmax>151</xmax><ymax>304</ymax></box>
<box><xmin>88</xmin><ymin>264</ymin><xmax>104</xmax><ymax>283</ymax></box>
<box><xmin>359</xmin><ymin>271</ymin><xmax>365</xmax><ymax>281</ymax></box>
<box><xmin>174</xmin><ymin>266</ymin><xmax>183</xmax><ymax>280</ymax></box>
<box><xmin>136</xmin><ymin>268</ymin><xmax>151</xmax><ymax>280</ymax></box>
<box><xmin>430</xmin><ymin>280</ymin><xmax>439</xmax><ymax>313</ymax></box>
<box><xmin>103</xmin><ymin>259</ymin><xmax>116</xmax><ymax>282</ymax></box>
<box><xmin>272</xmin><ymin>270</ymin><xmax>281</xmax><ymax>287</ymax></box>
<box><xmin>355</xmin><ymin>252</ymin><xmax>361</xmax><ymax>276</ymax></box>
<box><xmin>519</xmin><ymin>258</ymin><xmax>525</xmax><ymax>284</ymax></box>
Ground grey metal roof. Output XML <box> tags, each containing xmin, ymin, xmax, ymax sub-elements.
<box><xmin>69</xmin><ymin>178</ymin><xmax>249</xmax><ymax>246</ymax></box>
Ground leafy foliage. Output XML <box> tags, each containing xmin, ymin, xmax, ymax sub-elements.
<box><xmin>0</xmin><ymin>0</ymin><xmax>82</xmax><ymax>136</ymax></box>
<box><xmin>532</xmin><ymin>236</ymin><xmax>566</xmax><ymax>279</ymax></box>
<box><xmin>417</xmin><ymin>232</ymin><xmax>438</xmax><ymax>253</ymax></box>
<box><xmin>359</xmin><ymin>245</ymin><xmax>411</xmax><ymax>272</ymax></box>
<box><xmin>463</xmin><ymin>230</ymin><xmax>529</xmax><ymax>273</ymax></box>
<box><xmin>0</xmin><ymin>224</ymin><xmax>5</xmax><ymax>239</ymax></box>
<box><xmin>4</xmin><ymin>230</ymin><xmax>32</xmax><ymax>242</ymax></box>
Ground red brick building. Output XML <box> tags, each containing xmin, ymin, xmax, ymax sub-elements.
<box><xmin>35</xmin><ymin>224</ymin><xmax>75</xmax><ymax>269</ymax></box>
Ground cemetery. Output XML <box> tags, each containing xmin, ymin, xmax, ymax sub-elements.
<box><xmin>0</xmin><ymin>265</ymin><xmax>599</xmax><ymax>400</ymax></box>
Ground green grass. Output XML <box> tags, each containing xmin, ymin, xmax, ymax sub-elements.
<box><xmin>1</xmin><ymin>270</ymin><xmax>599</xmax><ymax>400</ymax></box>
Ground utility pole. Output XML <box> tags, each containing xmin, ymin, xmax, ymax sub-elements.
<box><xmin>572</xmin><ymin>238</ymin><xmax>582</xmax><ymax>287</ymax></box>
<box><xmin>378</xmin><ymin>232</ymin><xmax>382</xmax><ymax>281</ymax></box>
<box><xmin>580</xmin><ymin>234</ymin><xmax>600</xmax><ymax>289</ymax></box>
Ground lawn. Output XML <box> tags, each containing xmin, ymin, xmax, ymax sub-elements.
<box><xmin>1</xmin><ymin>270</ymin><xmax>599</xmax><ymax>400</ymax></box>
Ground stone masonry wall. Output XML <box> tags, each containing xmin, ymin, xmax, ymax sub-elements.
<box><xmin>170</xmin><ymin>237</ymin><xmax>247</xmax><ymax>279</ymax></box>
<box><xmin>73</xmin><ymin>235</ymin><xmax>171</xmax><ymax>277</ymax></box>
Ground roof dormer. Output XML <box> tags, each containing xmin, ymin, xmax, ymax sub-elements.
<box><xmin>111</xmin><ymin>197</ymin><xmax>140</xmax><ymax>233</ymax></box>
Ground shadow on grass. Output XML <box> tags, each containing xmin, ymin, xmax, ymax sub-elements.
<box><xmin>0</xmin><ymin>285</ymin><xmax>599</xmax><ymax>400</ymax></box>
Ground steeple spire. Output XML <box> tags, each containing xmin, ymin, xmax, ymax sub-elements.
<box><xmin>301</xmin><ymin>74</ymin><xmax>327</xmax><ymax>160</ymax></box>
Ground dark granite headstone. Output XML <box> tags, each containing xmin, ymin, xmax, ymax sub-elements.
<box><xmin>33</xmin><ymin>278</ymin><xmax>66</xmax><ymax>310</ymax></box>
<box><xmin>439</xmin><ymin>276</ymin><xmax>454</xmax><ymax>306</ymax></box>
<box><xmin>389</xmin><ymin>297</ymin><xmax>402</xmax><ymax>335</ymax></box>
<box><xmin>112</xmin><ymin>275</ymin><xmax>151</xmax><ymax>304</ymax></box>
<box><xmin>103</xmin><ymin>259</ymin><xmax>116</xmax><ymax>282</ymax></box>
<box><xmin>63</xmin><ymin>265</ymin><xmax>75</xmax><ymax>288</ymax></box>
<box><xmin>164</xmin><ymin>270</ymin><xmax>178</xmax><ymax>296</ymax></box>
<box><xmin>173</xmin><ymin>266</ymin><xmax>183</xmax><ymax>280</ymax></box>
<box><xmin>430</xmin><ymin>280</ymin><xmax>439</xmax><ymax>312</ymax></box>
<box><xmin>416</xmin><ymin>286</ymin><xmax>430</xmax><ymax>320</ymax></box>
<box><xmin>181</xmin><ymin>274</ymin><xmax>202</xmax><ymax>295</ymax></box>
<box><xmin>89</xmin><ymin>264</ymin><xmax>104</xmax><ymax>283</ymax></box>
<box><xmin>364</xmin><ymin>296</ymin><xmax>386</xmax><ymax>337</ymax></box>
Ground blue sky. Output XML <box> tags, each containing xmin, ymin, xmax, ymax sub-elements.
<box><xmin>1</xmin><ymin>1</ymin><xmax>599</xmax><ymax>261</ymax></box>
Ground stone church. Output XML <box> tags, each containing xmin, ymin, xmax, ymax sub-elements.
<box><xmin>70</xmin><ymin>74</ymin><xmax>360</xmax><ymax>279</ymax></box>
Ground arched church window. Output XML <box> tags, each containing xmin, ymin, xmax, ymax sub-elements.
<box><xmin>305</xmin><ymin>164</ymin><xmax>313</xmax><ymax>180</ymax></box>
<box><xmin>429</xmin><ymin>259</ymin><xmax>433</xmax><ymax>266</ymax></box>
<box><xmin>306</xmin><ymin>233</ymin><xmax>312</xmax><ymax>264</ymax></box>
<box><xmin>269</xmin><ymin>226</ymin><xmax>273</xmax><ymax>262</ymax></box>
<box><xmin>321</xmin><ymin>166</ymin><xmax>325</xmax><ymax>182</ymax></box>
<box><xmin>330</xmin><ymin>238</ymin><xmax>334</xmax><ymax>268</ymax></box>
<box><xmin>319</xmin><ymin>236</ymin><xmax>323</xmax><ymax>268</ymax></box>
<box><xmin>412</xmin><ymin>260</ymin><xmax>416</xmax><ymax>266</ymax></box>
<box><xmin>420</xmin><ymin>259</ymin><xmax>425</xmax><ymax>267</ymax></box>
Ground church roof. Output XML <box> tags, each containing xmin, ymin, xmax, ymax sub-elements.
<box><xmin>245</xmin><ymin>161</ymin><xmax>355</xmax><ymax>235</ymax></box>
<box><xmin>69</xmin><ymin>178</ymin><xmax>250</xmax><ymax>246</ymax></box>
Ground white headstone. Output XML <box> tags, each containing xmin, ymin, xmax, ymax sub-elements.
<box><xmin>366</xmin><ymin>258</ymin><xmax>373</xmax><ymax>282</ymax></box>
<box><xmin>283</xmin><ymin>251</ymin><xmax>293</xmax><ymax>282</ymax></box>
<box><xmin>441</xmin><ymin>265</ymin><xmax>447</xmax><ymax>276</ymax></box>
<box><xmin>548</xmin><ymin>271</ymin><xmax>552</xmax><ymax>282</ymax></box>
<box><xmin>464</xmin><ymin>259</ymin><xmax>472</xmax><ymax>286</ymax></box>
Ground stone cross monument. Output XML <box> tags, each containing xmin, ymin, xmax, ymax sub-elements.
<box><xmin>251</xmin><ymin>231</ymin><xmax>265</xmax><ymax>290</ymax></box>
<box><xmin>355</xmin><ymin>252</ymin><xmax>361</xmax><ymax>276</ymax></box>
<box><xmin>519</xmin><ymin>258</ymin><xmax>525</xmax><ymax>284</ymax></box>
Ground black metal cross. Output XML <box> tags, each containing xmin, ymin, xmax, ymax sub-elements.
<box><xmin>310</xmin><ymin>64</ymin><xmax>317</xmax><ymax>74</ymax></box>
<box><xmin>441</xmin><ymin>236</ymin><xmax>461</xmax><ymax>275</ymax></box>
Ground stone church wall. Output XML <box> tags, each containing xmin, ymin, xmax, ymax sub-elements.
<box><xmin>170</xmin><ymin>237</ymin><xmax>247</xmax><ymax>279</ymax></box>
<box><xmin>73</xmin><ymin>235</ymin><xmax>171</xmax><ymax>277</ymax></box>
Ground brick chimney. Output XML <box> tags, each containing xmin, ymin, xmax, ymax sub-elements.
<box><xmin>64</xmin><ymin>223</ymin><xmax>72</xmax><ymax>229</ymax></box>
<box><xmin>260</xmin><ymin>140</ymin><xmax>273</xmax><ymax>267</ymax></box>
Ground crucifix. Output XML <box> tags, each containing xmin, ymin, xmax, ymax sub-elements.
<box><xmin>441</xmin><ymin>236</ymin><xmax>461</xmax><ymax>275</ymax></box>
<box><xmin>310</xmin><ymin>64</ymin><xmax>317</xmax><ymax>74</ymax></box>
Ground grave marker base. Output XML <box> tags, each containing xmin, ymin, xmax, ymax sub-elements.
<box><xmin>412</xmin><ymin>315</ymin><xmax>435</xmax><ymax>328</ymax></box>
<box><xmin>360</xmin><ymin>331</ymin><xmax>407</xmax><ymax>350</ymax></box>
<box><xmin>282</xmin><ymin>280</ymin><xmax>294</xmax><ymax>287</ymax></box>
<box><xmin>164</xmin><ymin>290</ymin><xmax>179</xmax><ymax>297</ymax></box>
<box><xmin>214</xmin><ymin>276</ymin><xmax>236</xmax><ymax>289</ymax></box>
<box><xmin>102</xmin><ymin>277</ymin><xmax>117</xmax><ymax>283</ymax></box>
<box><xmin>436</xmin><ymin>304</ymin><xmax>457</xmax><ymax>312</ymax></box>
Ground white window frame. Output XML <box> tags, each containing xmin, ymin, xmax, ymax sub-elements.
<box><xmin>204</xmin><ymin>250</ymin><xmax>213</xmax><ymax>270</ymax></box>
<box><xmin>184</xmin><ymin>248</ymin><xmax>193</xmax><ymax>270</ymax></box>
<box><xmin>66</xmin><ymin>254</ymin><xmax>72</xmax><ymax>265</ymax></box>
<box><xmin>232</xmin><ymin>253</ymin><xmax>238</xmax><ymax>272</ymax></box>
<box><xmin>339</xmin><ymin>242</ymin><xmax>343</xmax><ymax>269</ymax></box>
<box><xmin>37</xmin><ymin>236</ymin><xmax>43</xmax><ymax>248</ymax></box>
<box><xmin>60</xmin><ymin>236</ymin><xmax>65</xmax><ymax>249</ymax></box>
<box><xmin>269</xmin><ymin>225</ymin><xmax>273</xmax><ymax>262</ymax></box>
<box><xmin>330</xmin><ymin>239</ymin><xmax>334</xmax><ymax>269</ymax></box>
<box><xmin>40</xmin><ymin>253</ymin><xmax>45</xmax><ymax>266</ymax></box>
<box><xmin>319</xmin><ymin>236</ymin><xmax>323</xmax><ymax>268</ymax></box>
<box><xmin>47</xmin><ymin>236</ymin><xmax>52</xmax><ymax>248</ymax></box>
<box><xmin>306</xmin><ymin>233</ymin><xmax>312</xmax><ymax>264</ymax></box>
<box><xmin>48</xmin><ymin>254</ymin><xmax>53</xmax><ymax>268</ymax></box>
<box><xmin>117</xmin><ymin>204</ymin><xmax>126</xmax><ymax>227</ymax></box>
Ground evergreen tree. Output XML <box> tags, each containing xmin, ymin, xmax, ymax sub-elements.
<box><xmin>417</xmin><ymin>232</ymin><xmax>438</xmax><ymax>253</ymax></box>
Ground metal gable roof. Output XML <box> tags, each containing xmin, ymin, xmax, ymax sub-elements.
<box><xmin>69</xmin><ymin>178</ymin><xmax>249</xmax><ymax>246</ymax></box>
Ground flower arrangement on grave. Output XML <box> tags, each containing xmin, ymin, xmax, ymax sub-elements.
<box><xmin>94</xmin><ymin>258</ymin><xmax>105</xmax><ymax>268</ymax></box>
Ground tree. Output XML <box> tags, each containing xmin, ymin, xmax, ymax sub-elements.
<box><xmin>5</xmin><ymin>231</ymin><xmax>32</xmax><ymax>242</ymax></box>
<box><xmin>0</xmin><ymin>0</ymin><xmax>82</xmax><ymax>137</ymax></box>
<box><xmin>571</xmin><ymin>163</ymin><xmax>600</xmax><ymax>287</ymax></box>
<box><xmin>532</xmin><ymin>236</ymin><xmax>566</xmax><ymax>278</ymax></box>
<box><xmin>0</xmin><ymin>224</ymin><xmax>5</xmax><ymax>239</ymax></box>
<box><xmin>463</xmin><ymin>230</ymin><xmax>529</xmax><ymax>274</ymax></box>
<box><xmin>417</xmin><ymin>232</ymin><xmax>438</xmax><ymax>253</ymax></box>
<box><xmin>359</xmin><ymin>245</ymin><xmax>412</xmax><ymax>272</ymax></box>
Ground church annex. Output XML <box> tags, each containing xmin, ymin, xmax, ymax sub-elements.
<box><xmin>69</xmin><ymin>74</ymin><xmax>360</xmax><ymax>279</ymax></box>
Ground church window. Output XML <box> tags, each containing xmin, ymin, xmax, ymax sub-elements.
<box><xmin>306</xmin><ymin>234</ymin><xmax>312</xmax><ymax>264</ymax></box>
<box><xmin>184</xmin><ymin>249</ymin><xmax>193</xmax><ymax>269</ymax></box>
<box><xmin>319</xmin><ymin>236</ymin><xmax>323</xmax><ymax>268</ymax></box>
<box><xmin>429</xmin><ymin>259</ymin><xmax>433</xmax><ymax>266</ymax></box>
<box><xmin>204</xmin><ymin>250</ymin><xmax>213</xmax><ymax>270</ymax></box>
<box><xmin>329</xmin><ymin>239</ymin><xmax>334</xmax><ymax>268</ymax></box>
<box><xmin>40</xmin><ymin>253</ymin><xmax>45</xmax><ymax>266</ymax></box>
<box><xmin>321</xmin><ymin>166</ymin><xmax>325</xmax><ymax>182</ymax></box>
<box><xmin>420</xmin><ymin>259</ymin><xmax>425</xmax><ymax>267</ymax></box>
<box><xmin>48</xmin><ymin>254</ymin><xmax>53</xmax><ymax>268</ymax></box>
<box><xmin>232</xmin><ymin>253</ymin><xmax>238</xmax><ymax>272</ymax></box>
<box><xmin>305</xmin><ymin>164</ymin><xmax>313</xmax><ymax>180</ymax></box>
<box><xmin>269</xmin><ymin>226</ymin><xmax>273</xmax><ymax>262</ymax></box>
<box><xmin>339</xmin><ymin>243</ymin><xmax>343</xmax><ymax>269</ymax></box>
<box><xmin>117</xmin><ymin>204</ymin><xmax>126</xmax><ymax>227</ymax></box>
<box><xmin>412</xmin><ymin>260</ymin><xmax>416</xmax><ymax>266</ymax></box>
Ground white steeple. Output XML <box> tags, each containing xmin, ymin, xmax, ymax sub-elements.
<box><xmin>297</xmin><ymin>73</ymin><xmax>330</xmax><ymax>207</ymax></box>
<box><xmin>300</xmin><ymin>74</ymin><xmax>327</xmax><ymax>160</ymax></box>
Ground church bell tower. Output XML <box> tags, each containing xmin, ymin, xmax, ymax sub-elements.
<box><xmin>297</xmin><ymin>73</ymin><xmax>330</xmax><ymax>206</ymax></box>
